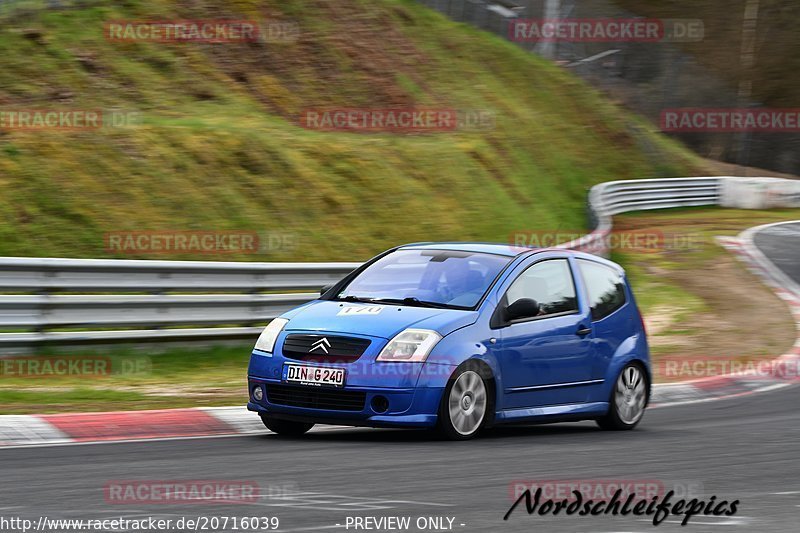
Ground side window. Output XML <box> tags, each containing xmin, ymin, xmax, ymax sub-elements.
<box><xmin>577</xmin><ymin>259</ymin><xmax>627</xmax><ymax>320</ymax></box>
<box><xmin>506</xmin><ymin>259</ymin><xmax>578</xmax><ymax>317</ymax></box>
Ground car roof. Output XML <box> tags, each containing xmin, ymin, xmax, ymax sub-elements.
<box><xmin>398</xmin><ymin>242</ymin><xmax>534</xmax><ymax>257</ymax></box>
<box><xmin>396</xmin><ymin>242</ymin><xmax>625</xmax><ymax>273</ymax></box>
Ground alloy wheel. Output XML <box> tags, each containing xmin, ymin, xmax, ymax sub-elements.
<box><xmin>447</xmin><ymin>370</ymin><xmax>487</xmax><ymax>436</ymax></box>
<box><xmin>614</xmin><ymin>365</ymin><xmax>646</xmax><ymax>425</ymax></box>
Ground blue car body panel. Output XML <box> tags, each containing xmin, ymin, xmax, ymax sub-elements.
<box><xmin>279</xmin><ymin>300</ymin><xmax>480</xmax><ymax>339</ymax></box>
<box><xmin>247</xmin><ymin>243</ymin><xmax>650</xmax><ymax>429</ymax></box>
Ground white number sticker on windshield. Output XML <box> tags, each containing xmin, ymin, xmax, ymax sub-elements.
<box><xmin>337</xmin><ymin>306</ymin><xmax>383</xmax><ymax>316</ymax></box>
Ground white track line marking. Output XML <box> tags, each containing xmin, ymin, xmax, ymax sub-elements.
<box><xmin>0</xmin><ymin>425</ymin><xmax>360</xmax><ymax>451</ymax></box>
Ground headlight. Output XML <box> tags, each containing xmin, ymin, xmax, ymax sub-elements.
<box><xmin>376</xmin><ymin>329</ymin><xmax>442</xmax><ymax>362</ymax></box>
<box><xmin>254</xmin><ymin>318</ymin><xmax>289</xmax><ymax>353</ymax></box>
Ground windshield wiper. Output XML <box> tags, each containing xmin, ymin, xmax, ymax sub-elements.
<box><xmin>337</xmin><ymin>295</ymin><xmax>376</xmax><ymax>303</ymax></box>
<box><xmin>337</xmin><ymin>295</ymin><xmax>454</xmax><ymax>309</ymax></box>
<box><xmin>370</xmin><ymin>297</ymin><xmax>452</xmax><ymax>309</ymax></box>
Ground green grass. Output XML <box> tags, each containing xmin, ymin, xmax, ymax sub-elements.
<box><xmin>0</xmin><ymin>345</ymin><xmax>250</xmax><ymax>413</ymax></box>
<box><xmin>0</xmin><ymin>0</ymin><xmax>705</xmax><ymax>262</ymax></box>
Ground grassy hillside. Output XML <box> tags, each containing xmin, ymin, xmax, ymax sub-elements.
<box><xmin>0</xmin><ymin>0</ymin><xmax>704</xmax><ymax>261</ymax></box>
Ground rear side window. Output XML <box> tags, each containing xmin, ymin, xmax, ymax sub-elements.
<box><xmin>577</xmin><ymin>259</ymin><xmax>626</xmax><ymax>320</ymax></box>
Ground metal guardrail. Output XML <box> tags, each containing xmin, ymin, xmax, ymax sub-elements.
<box><xmin>0</xmin><ymin>257</ymin><xmax>360</xmax><ymax>291</ymax></box>
<box><xmin>0</xmin><ymin>259</ymin><xmax>359</xmax><ymax>351</ymax></box>
<box><xmin>561</xmin><ymin>177</ymin><xmax>723</xmax><ymax>256</ymax></box>
<box><xmin>0</xmin><ymin>176</ymin><xmax>775</xmax><ymax>352</ymax></box>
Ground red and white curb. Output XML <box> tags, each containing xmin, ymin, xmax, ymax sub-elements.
<box><xmin>2</xmin><ymin>223</ymin><xmax>799</xmax><ymax>447</ymax></box>
<box><xmin>0</xmin><ymin>408</ymin><xmax>260</xmax><ymax>447</ymax></box>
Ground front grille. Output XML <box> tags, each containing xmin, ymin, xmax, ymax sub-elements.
<box><xmin>282</xmin><ymin>334</ymin><xmax>371</xmax><ymax>363</ymax></box>
<box><xmin>266</xmin><ymin>384</ymin><xmax>366</xmax><ymax>412</ymax></box>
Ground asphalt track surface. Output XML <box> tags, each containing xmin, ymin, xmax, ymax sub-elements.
<box><xmin>753</xmin><ymin>221</ymin><xmax>800</xmax><ymax>288</ymax></box>
<box><xmin>1</xmin><ymin>226</ymin><xmax>798</xmax><ymax>533</ymax></box>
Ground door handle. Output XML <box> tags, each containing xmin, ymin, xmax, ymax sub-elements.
<box><xmin>576</xmin><ymin>326</ymin><xmax>592</xmax><ymax>336</ymax></box>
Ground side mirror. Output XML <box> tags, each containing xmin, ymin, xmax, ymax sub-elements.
<box><xmin>320</xmin><ymin>284</ymin><xmax>333</xmax><ymax>296</ymax></box>
<box><xmin>505</xmin><ymin>298</ymin><xmax>540</xmax><ymax>321</ymax></box>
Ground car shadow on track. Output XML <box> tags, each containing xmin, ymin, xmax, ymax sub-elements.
<box><xmin>248</xmin><ymin>422</ymin><xmax>642</xmax><ymax>444</ymax></box>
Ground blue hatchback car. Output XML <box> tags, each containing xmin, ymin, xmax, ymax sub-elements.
<box><xmin>247</xmin><ymin>243</ymin><xmax>650</xmax><ymax>440</ymax></box>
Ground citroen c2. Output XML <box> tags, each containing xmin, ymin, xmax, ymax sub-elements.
<box><xmin>247</xmin><ymin>243</ymin><xmax>650</xmax><ymax>440</ymax></box>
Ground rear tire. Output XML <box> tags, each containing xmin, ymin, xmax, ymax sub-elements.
<box><xmin>260</xmin><ymin>416</ymin><xmax>314</xmax><ymax>436</ymax></box>
<box><xmin>436</xmin><ymin>364</ymin><xmax>492</xmax><ymax>440</ymax></box>
<box><xmin>596</xmin><ymin>362</ymin><xmax>648</xmax><ymax>430</ymax></box>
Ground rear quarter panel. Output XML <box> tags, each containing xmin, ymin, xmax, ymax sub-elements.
<box><xmin>592</xmin><ymin>275</ymin><xmax>651</xmax><ymax>404</ymax></box>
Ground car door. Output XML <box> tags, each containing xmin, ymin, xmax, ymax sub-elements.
<box><xmin>491</xmin><ymin>256</ymin><xmax>595</xmax><ymax>409</ymax></box>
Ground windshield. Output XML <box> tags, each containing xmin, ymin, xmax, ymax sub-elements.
<box><xmin>336</xmin><ymin>249</ymin><xmax>512</xmax><ymax>309</ymax></box>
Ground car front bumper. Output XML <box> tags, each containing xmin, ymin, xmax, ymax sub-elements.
<box><xmin>246</xmin><ymin>381</ymin><xmax>444</xmax><ymax>428</ymax></box>
<box><xmin>247</xmin><ymin>345</ymin><xmax>457</xmax><ymax>428</ymax></box>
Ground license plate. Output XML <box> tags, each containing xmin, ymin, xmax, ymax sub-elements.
<box><xmin>282</xmin><ymin>364</ymin><xmax>346</xmax><ymax>388</ymax></box>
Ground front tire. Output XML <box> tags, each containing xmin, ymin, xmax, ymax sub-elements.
<box><xmin>260</xmin><ymin>416</ymin><xmax>314</xmax><ymax>436</ymax></box>
<box><xmin>596</xmin><ymin>363</ymin><xmax>647</xmax><ymax>430</ymax></box>
<box><xmin>436</xmin><ymin>365</ymin><xmax>490</xmax><ymax>440</ymax></box>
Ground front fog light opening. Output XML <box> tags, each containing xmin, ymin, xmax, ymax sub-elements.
<box><xmin>252</xmin><ymin>385</ymin><xmax>264</xmax><ymax>401</ymax></box>
<box><xmin>371</xmin><ymin>395</ymin><xmax>389</xmax><ymax>414</ymax></box>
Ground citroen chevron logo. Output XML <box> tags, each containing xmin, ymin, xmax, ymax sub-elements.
<box><xmin>309</xmin><ymin>337</ymin><xmax>331</xmax><ymax>354</ymax></box>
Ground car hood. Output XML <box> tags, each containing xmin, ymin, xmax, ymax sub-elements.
<box><xmin>281</xmin><ymin>300</ymin><xmax>479</xmax><ymax>339</ymax></box>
